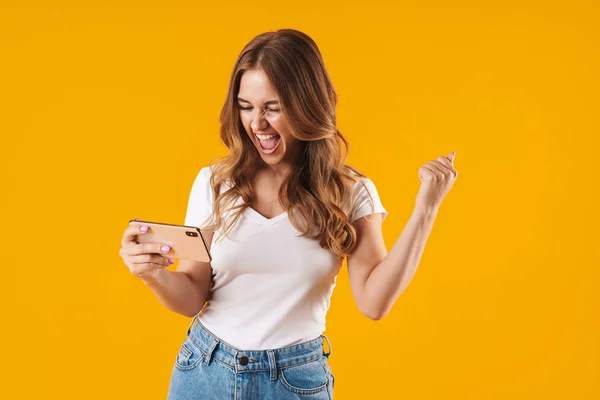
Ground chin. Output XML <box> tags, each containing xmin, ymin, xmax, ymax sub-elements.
<box><xmin>259</xmin><ymin>150</ymin><xmax>286</xmax><ymax>164</ymax></box>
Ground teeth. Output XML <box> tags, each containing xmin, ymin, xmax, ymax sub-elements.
<box><xmin>256</xmin><ymin>134</ymin><xmax>278</xmax><ymax>140</ymax></box>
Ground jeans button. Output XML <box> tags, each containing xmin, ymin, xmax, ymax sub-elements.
<box><xmin>239</xmin><ymin>356</ymin><xmax>249</xmax><ymax>366</ymax></box>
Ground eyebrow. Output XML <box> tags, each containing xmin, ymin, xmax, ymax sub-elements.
<box><xmin>237</xmin><ymin>97</ymin><xmax>280</xmax><ymax>105</ymax></box>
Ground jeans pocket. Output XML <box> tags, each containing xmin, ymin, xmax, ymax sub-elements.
<box><xmin>174</xmin><ymin>338</ymin><xmax>205</xmax><ymax>372</ymax></box>
<box><xmin>278</xmin><ymin>356</ymin><xmax>329</xmax><ymax>395</ymax></box>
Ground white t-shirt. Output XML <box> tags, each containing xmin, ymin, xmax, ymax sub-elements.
<box><xmin>183</xmin><ymin>165</ymin><xmax>387</xmax><ymax>350</ymax></box>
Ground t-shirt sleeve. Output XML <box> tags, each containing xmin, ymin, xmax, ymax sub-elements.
<box><xmin>350</xmin><ymin>177</ymin><xmax>388</xmax><ymax>223</ymax></box>
<box><xmin>184</xmin><ymin>166</ymin><xmax>213</xmax><ymax>228</ymax></box>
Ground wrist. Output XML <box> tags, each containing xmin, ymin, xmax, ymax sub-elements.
<box><xmin>414</xmin><ymin>203</ymin><xmax>439</xmax><ymax>220</ymax></box>
<box><xmin>140</xmin><ymin>268</ymin><xmax>166</xmax><ymax>286</ymax></box>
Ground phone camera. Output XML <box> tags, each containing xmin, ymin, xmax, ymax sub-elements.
<box><xmin>186</xmin><ymin>231</ymin><xmax>198</xmax><ymax>237</ymax></box>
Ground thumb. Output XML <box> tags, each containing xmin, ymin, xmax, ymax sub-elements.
<box><xmin>448</xmin><ymin>151</ymin><xmax>455</xmax><ymax>165</ymax></box>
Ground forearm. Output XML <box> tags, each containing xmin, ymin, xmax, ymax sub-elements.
<box><xmin>364</xmin><ymin>206</ymin><xmax>438</xmax><ymax>319</ymax></box>
<box><xmin>142</xmin><ymin>269</ymin><xmax>208</xmax><ymax>318</ymax></box>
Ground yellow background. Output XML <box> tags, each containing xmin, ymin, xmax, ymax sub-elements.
<box><xmin>1</xmin><ymin>0</ymin><xmax>598</xmax><ymax>399</ymax></box>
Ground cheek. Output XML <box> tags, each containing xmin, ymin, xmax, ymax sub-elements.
<box><xmin>267</xmin><ymin>119</ymin><xmax>296</xmax><ymax>144</ymax></box>
<box><xmin>240</xmin><ymin>117</ymin><xmax>254</xmax><ymax>136</ymax></box>
<box><xmin>266</xmin><ymin>115</ymin><xmax>284</xmax><ymax>132</ymax></box>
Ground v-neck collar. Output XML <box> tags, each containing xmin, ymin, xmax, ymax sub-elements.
<box><xmin>245</xmin><ymin>207</ymin><xmax>289</xmax><ymax>225</ymax></box>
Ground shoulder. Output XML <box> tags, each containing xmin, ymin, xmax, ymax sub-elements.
<box><xmin>185</xmin><ymin>165</ymin><xmax>216</xmax><ymax>227</ymax></box>
<box><xmin>190</xmin><ymin>165</ymin><xmax>212</xmax><ymax>190</ymax></box>
<box><xmin>198</xmin><ymin>164</ymin><xmax>216</xmax><ymax>178</ymax></box>
<box><xmin>347</xmin><ymin>169</ymin><xmax>378</xmax><ymax>197</ymax></box>
<box><xmin>193</xmin><ymin>163</ymin><xmax>221</xmax><ymax>186</ymax></box>
<box><xmin>351</xmin><ymin>176</ymin><xmax>381</xmax><ymax>206</ymax></box>
<box><xmin>191</xmin><ymin>163</ymin><xmax>232</xmax><ymax>197</ymax></box>
<box><xmin>347</xmin><ymin>170</ymin><xmax>387</xmax><ymax>223</ymax></box>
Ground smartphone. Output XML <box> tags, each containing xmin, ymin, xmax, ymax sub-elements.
<box><xmin>128</xmin><ymin>219</ymin><xmax>212</xmax><ymax>262</ymax></box>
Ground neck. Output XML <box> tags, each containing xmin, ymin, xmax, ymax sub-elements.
<box><xmin>261</xmin><ymin>163</ymin><xmax>292</xmax><ymax>182</ymax></box>
<box><xmin>263</xmin><ymin>143</ymin><xmax>305</xmax><ymax>180</ymax></box>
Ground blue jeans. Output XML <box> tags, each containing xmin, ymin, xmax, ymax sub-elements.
<box><xmin>167</xmin><ymin>315</ymin><xmax>335</xmax><ymax>399</ymax></box>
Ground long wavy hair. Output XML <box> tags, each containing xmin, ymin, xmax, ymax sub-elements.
<box><xmin>201</xmin><ymin>29</ymin><xmax>375</xmax><ymax>259</ymax></box>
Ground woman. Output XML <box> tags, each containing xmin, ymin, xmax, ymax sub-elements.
<box><xmin>119</xmin><ymin>29</ymin><xmax>457</xmax><ymax>400</ymax></box>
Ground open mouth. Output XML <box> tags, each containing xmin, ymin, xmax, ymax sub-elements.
<box><xmin>256</xmin><ymin>134</ymin><xmax>281</xmax><ymax>155</ymax></box>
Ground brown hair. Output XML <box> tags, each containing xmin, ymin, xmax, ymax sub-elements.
<box><xmin>202</xmin><ymin>28</ymin><xmax>375</xmax><ymax>259</ymax></box>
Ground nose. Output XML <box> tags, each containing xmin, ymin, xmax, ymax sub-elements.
<box><xmin>250</xmin><ymin>109</ymin><xmax>268</xmax><ymax>132</ymax></box>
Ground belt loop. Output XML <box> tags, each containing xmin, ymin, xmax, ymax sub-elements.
<box><xmin>267</xmin><ymin>350</ymin><xmax>277</xmax><ymax>381</ymax></box>
<box><xmin>186</xmin><ymin>314</ymin><xmax>198</xmax><ymax>336</ymax></box>
<box><xmin>203</xmin><ymin>335</ymin><xmax>218</xmax><ymax>366</ymax></box>
<box><xmin>322</xmin><ymin>335</ymin><xmax>332</xmax><ymax>358</ymax></box>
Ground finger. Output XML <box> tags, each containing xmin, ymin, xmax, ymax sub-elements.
<box><xmin>425</xmin><ymin>162</ymin><xmax>445</xmax><ymax>179</ymax></box>
<box><xmin>447</xmin><ymin>151</ymin><xmax>455</xmax><ymax>164</ymax></box>
<box><xmin>130</xmin><ymin>242</ymin><xmax>172</xmax><ymax>256</ymax></box>
<box><xmin>428</xmin><ymin>160</ymin><xmax>444</xmax><ymax>173</ymax></box>
<box><xmin>419</xmin><ymin>164</ymin><xmax>437</xmax><ymax>181</ymax></box>
<box><xmin>128</xmin><ymin>253</ymin><xmax>171</xmax><ymax>266</ymax></box>
<box><xmin>120</xmin><ymin>244</ymin><xmax>165</xmax><ymax>258</ymax></box>
<box><xmin>437</xmin><ymin>156</ymin><xmax>457</xmax><ymax>175</ymax></box>
<box><xmin>431</xmin><ymin>159</ymin><xmax>451</xmax><ymax>177</ymax></box>
<box><xmin>121</xmin><ymin>224</ymin><xmax>149</xmax><ymax>247</ymax></box>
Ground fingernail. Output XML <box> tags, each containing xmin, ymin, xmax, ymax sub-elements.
<box><xmin>140</xmin><ymin>226</ymin><xmax>148</xmax><ymax>232</ymax></box>
<box><xmin>161</xmin><ymin>245</ymin><xmax>171</xmax><ymax>253</ymax></box>
<box><xmin>168</xmin><ymin>258</ymin><xmax>175</xmax><ymax>264</ymax></box>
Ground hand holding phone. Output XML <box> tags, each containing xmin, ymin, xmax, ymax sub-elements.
<box><xmin>127</xmin><ymin>219</ymin><xmax>211</xmax><ymax>262</ymax></box>
<box><xmin>119</xmin><ymin>219</ymin><xmax>212</xmax><ymax>282</ymax></box>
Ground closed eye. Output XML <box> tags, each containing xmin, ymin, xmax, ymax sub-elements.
<box><xmin>240</xmin><ymin>107</ymin><xmax>280</xmax><ymax>113</ymax></box>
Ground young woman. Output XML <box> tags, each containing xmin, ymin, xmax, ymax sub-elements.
<box><xmin>119</xmin><ymin>28</ymin><xmax>457</xmax><ymax>400</ymax></box>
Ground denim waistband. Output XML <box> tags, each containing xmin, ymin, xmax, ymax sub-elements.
<box><xmin>184</xmin><ymin>315</ymin><xmax>332</xmax><ymax>376</ymax></box>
